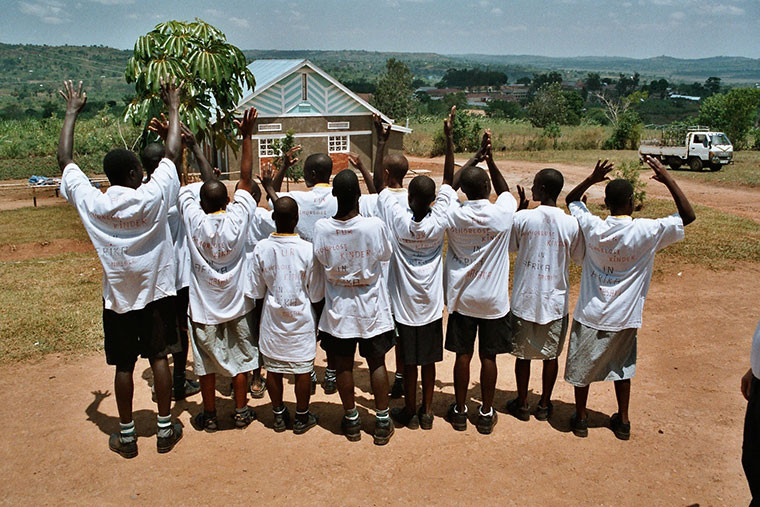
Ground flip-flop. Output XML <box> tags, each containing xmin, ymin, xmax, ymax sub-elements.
<box><xmin>250</xmin><ymin>380</ymin><xmax>267</xmax><ymax>399</ymax></box>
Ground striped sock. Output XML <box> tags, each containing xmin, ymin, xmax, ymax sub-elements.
<box><xmin>119</xmin><ymin>421</ymin><xmax>136</xmax><ymax>444</ymax></box>
<box><xmin>157</xmin><ymin>415</ymin><xmax>172</xmax><ymax>438</ymax></box>
<box><xmin>310</xmin><ymin>370</ymin><xmax>318</xmax><ymax>382</ymax></box>
<box><xmin>345</xmin><ymin>407</ymin><xmax>359</xmax><ymax>420</ymax></box>
<box><xmin>376</xmin><ymin>408</ymin><xmax>390</xmax><ymax>420</ymax></box>
<box><xmin>394</xmin><ymin>372</ymin><xmax>403</xmax><ymax>381</ymax></box>
<box><xmin>325</xmin><ymin>369</ymin><xmax>337</xmax><ymax>381</ymax></box>
<box><xmin>273</xmin><ymin>405</ymin><xmax>286</xmax><ymax>415</ymax></box>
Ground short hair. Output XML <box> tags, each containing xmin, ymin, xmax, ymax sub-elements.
<box><xmin>408</xmin><ymin>175</ymin><xmax>436</xmax><ymax>205</ymax></box>
<box><xmin>386</xmin><ymin>153</ymin><xmax>409</xmax><ymax>182</ymax></box>
<box><xmin>200</xmin><ymin>179</ymin><xmax>228</xmax><ymax>212</ymax></box>
<box><xmin>103</xmin><ymin>148</ymin><xmax>141</xmax><ymax>185</ymax></box>
<box><xmin>273</xmin><ymin>196</ymin><xmax>299</xmax><ymax>230</ymax></box>
<box><xmin>140</xmin><ymin>143</ymin><xmax>164</xmax><ymax>174</ymax></box>
<box><xmin>460</xmin><ymin>166</ymin><xmax>490</xmax><ymax>200</ymax></box>
<box><xmin>332</xmin><ymin>169</ymin><xmax>360</xmax><ymax>206</ymax></box>
<box><xmin>304</xmin><ymin>153</ymin><xmax>333</xmax><ymax>183</ymax></box>
<box><xmin>605</xmin><ymin>178</ymin><xmax>634</xmax><ymax>210</ymax></box>
<box><xmin>535</xmin><ymin>168</ymin><xmax>564</xmax><ymax>200</ymax></box>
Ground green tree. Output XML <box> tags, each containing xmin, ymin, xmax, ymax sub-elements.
<box><xmin>272</xmin><ymin>130</ymin><xmax>303</xmax><ymax>183</ymax></box>
<box><xmin>698</xmin><ymin>88</ymin><xmax>760</xmax><ymax>149</ymax></box>
<box><xmin>603</xmin><ymin>109</ymin><xmax>642</xmax><ymax>150</ymax></box>
<box><xmin>704</xmin><ymin>76</ymin><xmax>721</xmax><ymax>96</ymax></box>
<box><xmin>563</xmin><ymin>90</ymin><xmax>584</xmax><ymax>126</ymax></box>
<box><xmin>542</xmin><ymin>122</ymin><xmax>561</xmax><ymax>149</ymax></box>
<box><xmin>431</xmin><ymin>112</ymin><xmax>482</xmax><ymax>156</ymax></box>
<box><xmin>124</xmin><ymin>18</ymin><xmax>255</xmax><ymax>151</ymax></box>
<box><xmin>527</xmin><ymin>82</ymin><xmax>567</xmax><ymax>128</ymax></box>
<box><xmin>372</xmin><ymin>58</ymin><xmax>414</xmax><ymax>120</ymax></box>
<box><xmin>486</xmin><ymin>99</ymin><xmax>524</xmax><ymax>119</ymax></box>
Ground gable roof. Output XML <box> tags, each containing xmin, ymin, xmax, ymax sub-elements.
<box><xmin>238</xmin><ymin>59</ymin><xmax>411</xmax><ymax>133</ymax></box>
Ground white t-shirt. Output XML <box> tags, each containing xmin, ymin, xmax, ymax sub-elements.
<box><xmin>359</xmin><ymin>188</ymin><xmax>408</xmax><ymax>217</ymax></box>
<box><xmin>376</xmin><ymin>185</ymin><xmax>456</xmax><ymax>326</ymax></box>
<box><xmin>250</xmin><ymin>234</ymin><xmax>324</xmax><ymax>362</ymax></box>
<box><xmin>180</xmin><ymin>188</ymin><xmax>256</xmax><ymax>325</ymax></box>
<box><xmin>569</xmin><ymin>201</ymin><xmax>684</xmax><ymax>331</ymax></box>
<box><xmin>751</xmin><ymin>321</ymin><xmax>760</xmax><ymax>379</ymax></box>
<box><xmin>60</xmin><ymin>159</ymin><xmax>179</xmax><ymax>314</ymax></box>
<box><xmin>444</xmin><ymin>191</ymin><xmax>517</xmax><ymax>319</ymax></box>
<box><xmin>167</xmin><ymin>182</ymin><xmax>202</xmax><ymax>291</ymax></box>
<box><xmin>277</xmin><ymin>184</ymin><xmax>336</xmax><ymax>242</ymax></box>
<box><xmin>509</xmin><ymin>205</ymin><xmax>585</xmax><ymax>324</ymax></box>
<box><xmin>313</xmin><ymin>215</ymin><xmax>394</xmax><ymax>338</ymax></box>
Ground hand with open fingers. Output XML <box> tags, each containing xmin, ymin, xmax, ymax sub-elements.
<box><xmin>516</xmin><ymin>185</ymin><xmax>529</xmax><ymax>211</ymax></box>
<box><xmin>58</xmin><ymin>80</ymin><xmax>87</xmax><ymax>115</ymax></box>
<box><xmin>213</xmin><ymin>167</ymin><xmax>221</xmax><ymax>179</ymax></box>
<box><xmin>148</xmin><ymin>113</ymin><xmax>169</xmax><ymax>140</ymax></box>
<box><xmin>589</xmin><ymin>159</ymin><xmax>614</xmax><ymax>184</ymax></box>
<box><xmin>373</xmin><ymin>113</ymin><xmax>391</xmax><ymax>142</ymax></box>
<box><xmin>743</xmin><ymin>368</ymin><xmax>754</xmax><ymax>401</ymax></box>
<box><xmin>234</xmin><ymin>107</ymin><xmax>258</xmax><ymax>138</ymax></box>
<box><xmin>347</xmin><ymin>152</ymin><xmax>362</xmax><ymax>168</ymax></box>
<box><xmin>643</xmin><ymin>155</ymin><xmax>671</xmax><ymax>184</ymax></box>
<box><xmin>443</xmin><ymin>105</ymin><xmax>456</xmax><ymax>139</ymax></box>
<box><xmin>260</xmin><ymin>162</ymin><xmax>275</xmax><ymax>187</ymax></box>
<box><xmin>476</xmin><ymin>130</ymin><xmax>492</xmax><ymax>161</ymax></box>
<box><xmin>180</xmin><ymin>123</ymin><xmax>196</xmax><ymax>147</ymax></box>
<box><xmin>158</xmin><ymin>74</ymin><xmax>182</xmax><ymax>109</ymax></box>
<box><xmin>284</xmin><ymin>145</ymin><xmax>301</xmax><ymax>167</ymax></box>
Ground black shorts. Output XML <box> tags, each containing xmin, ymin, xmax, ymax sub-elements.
<box><xmin>319</xmin><ymin>330</ymin><xmax>395</xmax><ymax>359</ymax></box>
<box><xmin>397</xmin><ymin>319</ymin><xmax>443</xmax><ymax>366</ymax></box>
<box><xmin>103</xmin><ymin>296</ymin><xmax>181</xmax><ymax>368</ymax></box>
<box><xmin>445</xmin><ymin>311</ymin><xmax>512</xmax><ymax>357</ymax></box>
<box><xmin>175</xmin><ymin>287</ymin><xmax>189</xmax><ymax>332</ymax></box>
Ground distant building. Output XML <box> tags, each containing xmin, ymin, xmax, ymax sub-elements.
<box><xmin>217</xmin><ymin>59</ymin><xmax>411</xmax><ymax>175</ymax></box>
<box><xmin>669</xmin><ymin>94</ymin><xmax>701</xmax><ymax>102</ymax></box>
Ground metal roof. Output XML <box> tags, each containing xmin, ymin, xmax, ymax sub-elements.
<box><xmin>241</xmin><ymin>59</ymin><xmax>305</xmax><ymax>98</ymax></box>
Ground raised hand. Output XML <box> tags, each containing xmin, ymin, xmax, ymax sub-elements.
<box><xmin>516</xmin><ymin>185</ymin><xmax>529</xmax><ymax>211</ymax></box>
<box><xmin>58</xmin><ymin>80</ymin><xmax>87</xmax><ymax>115</ymax></box>
<box><xmin>589</xmin><ymin>159</ymin><xmax>614</xmax><ymax>184</ymax></box>
<box><xmin>148</xmin><ymin>113</ymin><xmax>169</xmax><ymax>140</ymax></box>
<box><xmin>443</xmin><ymin>105</ymin><xmax>456</xmax><ymax>140</ymax></box>
<box><xmin>283</xmin><ymin>145</ymin><xmax>301</xmax><ymax>168</ymax></box>
<box><xmin>158</xmin><ymin>74</ymin><xmax>182</xmax><ymax>110</ymax></box>
<box><xmin>234</xmin><ymin>107</ymin><xmax>258</xmax><ymax>138</ymax></box>
<box><xmin>642</xmin><ymin>155</ymin><xmax>671</xmax><ymax>184</ymax></box>
<box><xmin>373</xmin><ymin>113</ymin><xmax>391</xmax><ymax>143</ymax></box>
<box><xmin>180</xmin><ymin>123</ymin><xmax>197</xmax><ymax>147</ymax></box>
<box><xmin>476</xmin><ymin>130</ymin><xmax>492</xmax><ymax>162</ymax></box>
<box><xmin>260</xmin><ymin>161</ymin><xmax>275</xmax><ymax>188</ymax></box>
<box><xmin>347</xmin><ymin>152</ymin><xmax>362</xmax><ymax>168</ymax></box>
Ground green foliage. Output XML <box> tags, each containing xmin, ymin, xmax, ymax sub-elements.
<box><xmin>603</xmin><ymin>109</ymin><xmax>642</xmax><ymax>150</ymax></box>
<box><xmin>751</xmin><ymin>127</ymin><xmax>760</xmax><ymax>151</ymax></box>
<box><xmin>372</xmin><ymin>58</ymin><xmax>414</xmax><ymax>120</ymax></box>
<box><xmin>271</xmin><ymin>130</ymin><xmax>303</xmax><ymax>182</ymax></box>
<box><xmin>527</xmin><ymin>83</ymin><xmax>567</xmax><ymax>128</ymax></box>
<box><xmin>486</xmin><ymin>99</ymin><xmax>524</xmax><ymax>119</ymax></box>
<box><xmin>430</xmin><ymin>113</ymin><xmax>482</xmax><ymax>156</ymax></box>
<box><xmin>416</xmin><ymin>92</ymin><xmax>467</xmax><ymax>116</ymax></box>
<box><xmin>437</xmin><ymin>68</ymin><xmax>508</xmax><ymax>88</ymax></box>
<box><xmin>124</xmin><ymin>18</ymin><xmax>255</xmax><ymax>151</ymax></box>
<box><xmin>698</xmin><ymin>88</ymin><xmax>760</xmax><ymax>149</ymax></box>
<box><xmin>612</xmin><ymin>160</ymin><xmax>647</xmax><ymax>210</ymax></box>
<box><xmin>542</xmin><ymin>123</ymin><xmax>561</xmax><ymax>149</ymax></box>
<box><xmin>563</xmin><ymin>90</ymin><xmax>584</xmax><ymax>126</ymax></box>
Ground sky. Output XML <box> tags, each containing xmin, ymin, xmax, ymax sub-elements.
<box><xmin>1</xmin><ymin>0</ymin><xmax>758</xmax><ymax>59</ymax></box>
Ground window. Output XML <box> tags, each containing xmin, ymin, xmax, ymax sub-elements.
<box><xmin>328</xmin><ymin>121</ymin><xmax>350</xmax><ymax>130</ymax></box>
<box><xmin>258</xmin><ymin>123</ymin><xmax>282</xmax><ymax>132</ymax></box>
<box><xmin>328</xmin><ymin>135</ymin><xmax>349</xmax><ymax>153</ymax></box>
<box><xmin>301</xmin><ymin>73</ymin><xmax>308</xmax><ymax>101</ymax></box>
<box><xmin>258</xmin><ymin>138</ymin><xmax>279</xmax><ymax>157</ymax></box>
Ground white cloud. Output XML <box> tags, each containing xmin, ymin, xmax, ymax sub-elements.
<box><xmin>479</xmin><ymin>0</ymin><xmax>490</xmax><ymax>6</ymax></box>
<box><xmin>714</xmin><ymin>4</ymin><xmax>744</xmax><ymax>15</ymax></box>
<box><xmin>228</xmin><ymin>16</ymin><xmax>249</xmax><ymax>28</ymax></box>
<box><xmin>491</xmin><ymin>7</ymin><xmax>503</xmax><ymax>15</ymax></box>
<box><xmin>18</xmin><ymin>1</ymin><xmax>68</xmax><ymax>24</ymax></box>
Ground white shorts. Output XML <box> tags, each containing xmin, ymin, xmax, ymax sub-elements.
<box><xmin>190</xmin><ymin>311</ymin><xmax>259</xmax><ymax>377</ymax></box>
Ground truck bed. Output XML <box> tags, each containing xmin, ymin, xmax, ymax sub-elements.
<box><xmin>639</xmin><ymin>145</ymin><xmax>687</xmax><ymax>157</ymax></box>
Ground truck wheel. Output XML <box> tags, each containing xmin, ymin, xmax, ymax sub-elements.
<box><xmin>667</xmin><ymin>157</ymin><xmax>682</xmax><ymax>170</ymax></box>
<box><xmin>689</xmin><ymin>157</ymin><xmax>703</xmax><ymax>171</ymax></box>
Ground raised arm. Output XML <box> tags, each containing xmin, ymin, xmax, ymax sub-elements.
<box><xmin>565</xmin><ymin>159</ymin><xmax>615</xmax><ymax>205</ymax></box>
<box><xmin>181</xmin><ymin>124</ymin><xmax>215</xmax><ymax>182</ymax></box>
<box><xmin>483</xmin><ymin>131</ymin><xmax>509</xmax><ymax>195</ymax></box>
<box><xmin>159</xmin><ymin>75</ymin><xmax>182</xmax><ymax>164</ymax></box>
<box><xmin>272</xmin><ymin>145</ymin><xmax>301</xmax><ymax>193</ymax></box>
<box><xmin>260</xmin><ymin>162</ymin><xmax>279</xmax><ymax>204</ymax></box>
<box><xmin>57</xmin><ymin>80</ymin><xmax>87</xmax><ymax>170</ymax></box>
<box><xmin>452</xmin><ymin>128</ymin><xmax>489</xmax><ymax>190</ymax></box>
<box><xmin>233</xmin><ymin>107</ymin><xmax>258</xmax><ymax>193</ymax></box>
<box><xmin>372</xmin><ymin>113</ymin><xmax>391</xmax><ymax>192</ymax></box>
<box><xmin>442</xmin><ymin>106</ymin><xmax>455</xmax><ymax>186</ymax></box>
<box><xmin>644</xmin><ymin>155</ymin><xmax>696</xmax><ymax>226</ymax></box>
<box><xmin>349</xmin><ymin>152</ymin><xmax>377</xmax><ymax>194</ymax></box>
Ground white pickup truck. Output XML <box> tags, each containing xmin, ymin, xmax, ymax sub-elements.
<box><xmin>639</xmin><ymin>127</ymin><xmax>733</xmax><ymax>171</ymax></box>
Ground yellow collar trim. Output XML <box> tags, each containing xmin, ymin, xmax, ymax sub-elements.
<box><xmin>388</xmin><ymin>187</ymin><xmax>406</xmax><ymax>192</ymax></box>
<box><xmin>314</xmin><ymin>183</ymin><xmax>331</xmax><ymax>188</ymax></box>
<box><xmin>272</xmin><ymin>233</ymin><xmax>298</xmax><ymax>237</ymax></box>
<box><xmin>211</xmin><ymin>210</ymin><xmax>226</xmax><ymax>215</ymax></box>
<box><xmin>612</xmin><ymin>215</ymin><xmax>631</xmax><ymax>218</ymax></box>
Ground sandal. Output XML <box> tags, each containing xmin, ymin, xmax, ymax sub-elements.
<box><xmin>234</xmin><ymin>407</ymin><xmax>257</xmax><ymax>428</ymax></box>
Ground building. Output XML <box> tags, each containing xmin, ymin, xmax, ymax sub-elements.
<box><xmin>218</xmin><ymin>59</ymin><xmax>411</xmax><ymax>176</ymax></box>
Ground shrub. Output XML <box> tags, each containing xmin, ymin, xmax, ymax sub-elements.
<box><xmin>431</xmin><ymin>113</ymin><xmax>482</xmax><ymax>156</ymax></box>
<box><xmin>271</xmin><ymin>129</ymin><xmax>303</xmax><ymax>182</ymax></box>
<box><xmin>603</xmin><ymin>109</ymin><xmax>642</xmax><ymax>150</ymax></box>
<box><xmin>612</xmin><ymin>160</ymin><xmax>647</xmax><ymax>210</ymax></box>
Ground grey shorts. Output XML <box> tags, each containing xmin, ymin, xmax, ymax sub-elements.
<box><xmin>190</xmin><ymin>311</ymin><xmax>259</xmax><ymax>377</ymax></box>
<box><xmin>564</xmin><ymin>320</ymin><xmax>637</xmax><ymax>387</ymax></box>
<box><xmin>509</xmin><ymin>313</ymin><xmax>569</xmax><ymax>360</ymax></box>
<box><xmin>262</xmin><ymin>355</ymin><xmax>314</xmax><ymax>375</ymax></box>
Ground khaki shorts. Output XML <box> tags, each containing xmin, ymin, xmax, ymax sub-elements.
<box><xmin>190</xmin><ymin>311</ymin><xmax>259</xmax><ymax>377</ymax></box>
<box><xmin>262</xmin><ymin>355</ymin><xmax>314</xmax><ymax>375</ymax></box>
<box><xmin>509</xmin><ymin>313</ymin><xmax>569</xmax><ymax>360</ymax></box>
<box><xmin>564</xmin><ymin>320</ymin><xmax>637</xmax><ymax>387</ymax></box>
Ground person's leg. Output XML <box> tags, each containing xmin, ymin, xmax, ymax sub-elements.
<box><xmin>267</xmin><ymin>372</ymin><xmax>284</xmax><ymax>409</ymax></box>
<box><xmin>199</xmin><ymin>374</ymin><xmax>216</xmax><ymax>413</ymax></box>
<box><xmin>614</xmin><ymin>379</ymin><xmax>631</xmax><ymax>424</ymax></box>
<box><xmin>574</xmin><ymin>385</ymin><xmax>590</xmax><ymax>420</ymax></box>
<box><xmin>233</xmin><ymin>372</ymin><xmax>249</xmax><ymax>410</ymax></box>
<box><xmin>421</xmin><ymin>363</ymin><xmax>435</xmax><ymax>414</ymax></box>
<box><xmin>294</xmin><ymin>373</ymin><xmax>311</xmax><ymax>412</ymax></box>
<box><xmin>390</xmin><ymin>345</ymin><xmax>404</xmax><ymax>398</ymax></box>
<box><xmin>479</xmin><ymin>353</ymin><xmax>497</xmax><ymax>412</ymax></box>
<box><xmin>539</xmin><ymin>358</ymin><xmax>559</xmax><ymax>407</ymax></box>
<box><xmin>514</xmin><ymin>358</ymin><xmax>530</xmax><ymax>407</ymax></box>
<box><xmin>453</xmin><ymin>353</ymin><xmax>472</xmax><ymax>411</ymax></box>
<box><xmin>403</xmin><ymin>365</ymin><xmax>418</xmax><ymax>413</ymax></box>
<box><xmin>149</xmin><ymin>356</ymin><xmax>172</xmax><ymax>417</ymax></box>
<box><xmin>114</xmin><ymin>363</ymin><xmax>136</xmax><ymax>424</ymax></box>
<box><xmin>334</xmin><ymin>354</ymin><xmax>356</xmax><ymax>411</ymax></box>
<box><xmin>367</xmin><ymin>354</ymin><xmax>390</xmax><ymax>411</ymax></box>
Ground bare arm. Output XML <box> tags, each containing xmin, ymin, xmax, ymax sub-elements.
<box><xmin>159</xmin><ymin>75</ymin><xmax>182</xmax><ymax>164</ymax></box>
<box><xmin>483</xmin><ymin>131</ymin><xmax>509</xmax><ymax>195</ymax></box>
<box><xmin>565</xmin><ymin>159</ymin><xmax>615</xmax><ymax>205</ymax></box>
<box><xmin>260</xmin><ymin>162</ymin><xmax>279</xmax><ymax>204</ymax></box>
<box><xmin>57</xmin><ymin>80</ymin><xmax>87</xmax><ymax>170</ymax></box>
<box><xmin>349</xmin><ymin>152</ymin><xmax>377</xmax><ymax>194</ymax></box>
<box><xmin>181</xmin><ymin>124</ymin><xmax>215</xmax><ymax>182</ymax></box>
<box><xmin>372</xmin><ymin>113</ymin><xmax>391</xmax><ymax>192</ymax></box>
<box><xmin>644</xmin><ymin>155</ymin><xmax>696</xmax><ymax>226</ymax></box>
<box><xmin>272</xmin><ymin>145</ymin><xmax>301</xmax><ymax>193</ymax></box>
<box><xmin>452</xmin><ymin>129</ymin><xmax>489</xmax><ymax>190</ymax></box>
<box><xmin>442</xmin><ymin>106</ymin><xmax>455</xmax><ymax>186</ymax></box>
<box><xmin>233</xmin><ymin>107</ymin><xmax>258</xmax><ymax>194</ymax></box>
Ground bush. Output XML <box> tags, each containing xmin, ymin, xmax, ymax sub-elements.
<box><xmin>271</xmin><ymin>129</ymin><xmax>303</xmax><ymax>182</ymax></box>
<box><xmin>750</xmin><ymin>127</ymin><xmax>760</xmax><ymax>151</ymax></box>
<box><xmin>603</xmin><ymin>110</ymin><xmax>642</xmax><ymax>150</ymax></box>
<box><xmin>612</xmin><ymin>161</ymin><xmax>647</xmax><ymax>210</ymax></box>
<box><xmin>431</xmin><ymin>113</ymin><xmax>482</xmax><ymax>156</ymax></box>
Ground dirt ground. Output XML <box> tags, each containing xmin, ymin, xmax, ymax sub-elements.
<box><xmin>0</xmin><ymin>157</ymin><xmax>757</xmax><ymax>504</ymax></box>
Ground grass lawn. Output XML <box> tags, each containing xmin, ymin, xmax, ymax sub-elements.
<box><xmin>0</xmin><ymin>203</ymin><xmax>88</xmax><ymax>245</ymax></box>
